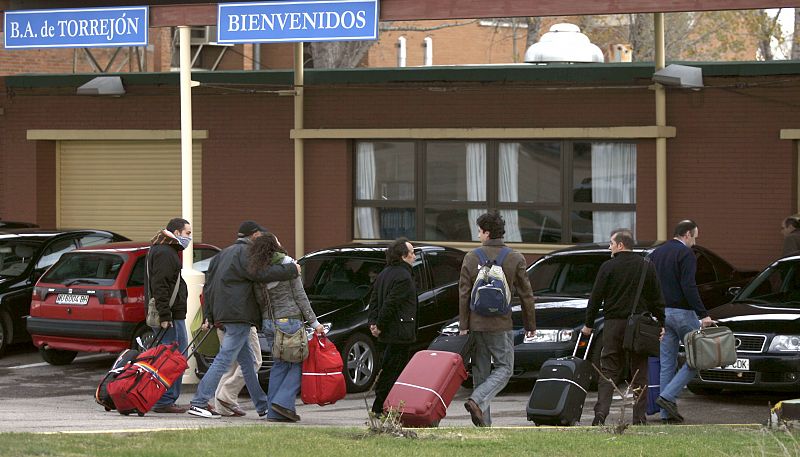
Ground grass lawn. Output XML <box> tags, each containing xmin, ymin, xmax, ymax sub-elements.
<box><xmin>1</xmin><ymin>425</ymin><xmax>797</xmax><ymax>457</ymax></box>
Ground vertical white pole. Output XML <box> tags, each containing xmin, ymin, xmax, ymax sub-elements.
<box><xmin>397</xmin><ymin>36</ymin><xmax>407</xmax><ymax>67</ymax></box>
<box><xmin>423</xmin><ymin>37</ymin><xmax>433</xmax><ymax>66</ymax></box>
<box><xmin>654</xmin><ymin>13</ymin><xmax>668</xmax><ymax>241</ymax></box>
<box><xmin>179</xmin><ymin>25</ymin><xmax>203</xmax><ymax>384</ymax></box>
<box><xmin>294</xmin><ymin>42</ymin><xmax>305</xmax><ymax>258</ymax></box>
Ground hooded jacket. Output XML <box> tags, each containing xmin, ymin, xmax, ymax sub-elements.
<box><xmin>147</xmin><ymin>230</ymin><xmax>187</xmax><ymax>323</ymax></box>
<box><xmin>203</xmin><ymin>238</ymin><xmax>299</xmax><ymax>326</ymax></box>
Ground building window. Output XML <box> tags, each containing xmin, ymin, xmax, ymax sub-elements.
<box><xmin>354</xmin><ymin>140</ymin><xmax>636</xmax><ymax>244</ymax></box>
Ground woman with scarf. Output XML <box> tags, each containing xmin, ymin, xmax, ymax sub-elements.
<box><xmin>249</xmin><ymin>233</ymin><xmax>323</xmax><ymax>422</ymax></box>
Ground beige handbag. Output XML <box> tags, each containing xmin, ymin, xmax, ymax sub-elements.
<box><xmin>683</xmin><ymin>325</ymin><xmax>737</xmax><ymax>370</ymax></box>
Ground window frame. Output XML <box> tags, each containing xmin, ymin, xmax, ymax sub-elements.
<box><xmin>353</xmin><ymin>139</ymin><xmax>637</xmax><ymax>244</ymax></box>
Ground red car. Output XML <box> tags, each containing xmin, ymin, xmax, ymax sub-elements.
<box><xmin>27</xmin><ymin>241</ymin><xmax>220</xmax><ymax>365</ymax></box>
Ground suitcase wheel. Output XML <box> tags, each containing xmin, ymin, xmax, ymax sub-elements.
<box><xmin>104</xmin><ymin>407</ymin><xmax>111</xmax><ymax>412</ymax></box>
<box><xmin>137</xmin><ymin>412</ymin><xmax>145</xmax><ymax>417</ymax></box>
<box><xmin>430</xmin><ymin>420</ymin><xmax>440</xmax><ymax>428</ymax></box>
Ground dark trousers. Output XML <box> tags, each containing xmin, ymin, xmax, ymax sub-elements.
<box><xmin>371</xmin><ymin>343</ymin><xmax>412</xmax><ymax>415</ymax></box>
<box><xmin>593</xmin><ymin>319</ymin><xmax>649</xmax><ymax>423</ymax></box>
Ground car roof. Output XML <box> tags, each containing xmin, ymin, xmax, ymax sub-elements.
<box><xmin>0</xmin><ymin>228</ymin><xmax>119</xmax><ymax>240</ymax></box>
<box><xmin>301</xmin><ymin>242</ymin><xmax>464</xmax><ymax>260</ymax></box>
<box><xmin>75</xmin><ymin>241</ymin><xmax>220</xmax><ymax>253</ymax></box>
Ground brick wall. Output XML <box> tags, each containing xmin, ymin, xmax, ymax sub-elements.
<box><xmin>0</xmin><ymin>72</ymin><xmax>796</xmax><ymax>270</ymax></box>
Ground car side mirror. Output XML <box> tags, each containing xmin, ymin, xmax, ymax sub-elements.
<box><xmin>727</xmin><ymin>286</ymin><xmax>741</xmax><ymax>297</ymax></box>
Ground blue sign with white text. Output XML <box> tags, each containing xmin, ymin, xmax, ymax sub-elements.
<box><xmin>218</xmin><ymin>0</ymin><xmax>379</xmax><ymax>44</ymax></box>
<box><xmin>4</xmin><ymin>6</ymin><xmax>149</xmax><ymax>49</ymax></box>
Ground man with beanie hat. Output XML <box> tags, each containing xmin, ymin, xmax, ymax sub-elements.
<box><xmin>188</xmin><ymin>220</ymin><xmax>300</xmax><ymax>419</ymax></box>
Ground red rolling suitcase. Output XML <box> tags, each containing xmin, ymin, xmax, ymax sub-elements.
<box><xmin>383</xmin><ymin>350</ymin><xmax>468</xmax><ymax>427</ymax></box>
<box><xmin>106</xmin><ymin>327</ymin><xmax>212</xmax><ymax>416</ymax></box>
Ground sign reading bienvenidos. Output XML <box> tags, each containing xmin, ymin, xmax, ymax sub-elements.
<box><xmin>4</xmin><ymin>6</ymin><xmax>149</xmax><ymax>49</ymax></box>
<box><xmin>217</xmin><ymin>0</ymin><xmax>379</xmax><ymax>44</ymax></box>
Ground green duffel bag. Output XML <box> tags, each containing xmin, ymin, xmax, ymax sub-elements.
<box><xmin>190</xmin><ymin>309</ymin><xmax>220</xmax><ymax>357</ymax></box>
<box><xmin>683</xmin><ymin>325</ymin><xmax>737</xmax><ymax>370</ymax></box>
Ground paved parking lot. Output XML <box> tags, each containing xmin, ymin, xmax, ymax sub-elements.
<box><xmin>0</xmin><ymin>345</ymin><xmax>783</xmax><ymax>433</ymax></box>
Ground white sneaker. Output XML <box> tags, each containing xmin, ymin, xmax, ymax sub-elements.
<box><xmin>187</xmin><ymin>405</ymin><xmax>221</xmax><ymax>419</ymax></box>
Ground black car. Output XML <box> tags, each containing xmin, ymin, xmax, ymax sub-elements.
<box><xmin>433</xmin><ymin>241</ymin><xmax>757</xmax><ymax>387</ymax></box>
<box><xmin>0</xmin><ymin>229</ymin><xmax>129</xmax><ymax>355</ymax></box>
<box><xmin>195</xmin><ymin>243</ymin><xmax>465</xmax><ymax>392</ymax></box>
<box><xmin>687</xmin><ymin>254</ymin><xmax>800</xmax><ymax>395</ymax></box>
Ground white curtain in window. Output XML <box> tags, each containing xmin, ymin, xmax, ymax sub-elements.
<box><xmin>355</xmin><ymin>142</ymin><xmax>379</xmax><ymax>239</ymax></box>
<box><xmin>466</xmin><ymin>143</ymin><xmax>487</xmax><ymax>241</ymax></box>
<box><xmin>498</xmin><ymin>143</ymin><xmax>522</xmax><ymax>242</ymax></box>
<box><xmin>591</xmin><ymin>142</ymin><xmax>636</xmax><ymax>242</ymax></box>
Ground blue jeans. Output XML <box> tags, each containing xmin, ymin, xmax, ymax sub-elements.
<box><xmin>262</xmin><ymin>318</ymin><xmax>303</xmax><ymax>419</ymax></box>
<box><xmin>470</xmin><ymin>330</ymin><xmax>514</xmax><ymax>426</ymax></box>
<box><xmin>659</xmin><ymin>308</ymin><xmax>700</xmax><ymax>418</ymax></box>
<box><xmin>191</xmin><ymin>323</ymin><xmax>268</xmax><ymax>414</ymax></box>
<box><xmin>151</xmin><ymin>320</ymin><xmax>187</xmax><ymax>408</ymax></box>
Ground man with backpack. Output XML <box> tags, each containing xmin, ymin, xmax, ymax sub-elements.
<box><xmin>459</xmin><ymin>211</ymin><xmax>536</xmax><ymax>427</ymax></box>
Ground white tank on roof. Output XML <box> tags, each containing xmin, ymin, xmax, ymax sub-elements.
<box><xmin>524</xmin><ymin>23</ymin><xmax>605</xmax><ymax>63</ymax></box>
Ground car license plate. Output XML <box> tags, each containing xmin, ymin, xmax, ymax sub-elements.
<box><xmin>55</xmin><ymin>294</ymin><xmax>89</xmax><ymax>305</ymax></box>
<box><xmin>723</xmin><ymin>358</ymin><xmax>749</xmax><ymax>371</ymax></box>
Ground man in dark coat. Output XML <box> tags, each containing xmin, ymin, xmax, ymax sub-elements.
<box><xmin>582</xmin><ymin>228</ymin><xmax>664</xmax><ymax>426</ymax></box>
<box><xmin>368</xmin><ymin>237</ymin><xmax>418</xmax><ymax>417</ymax></box>
<box><xmin>147</xmin><ymin>217</ymin><xmax>193</xmax><ymax>413</ymax></box>
<box><xmin>187</xmin><ymin>220</ymin><xmax>300</xmax><ymax>419</ymax></box>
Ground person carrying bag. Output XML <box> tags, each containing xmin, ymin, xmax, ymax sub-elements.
<box><xmin>249</xmin><ymin>232</ymin><xmax>324</xmax><ymax>423</ymax></box>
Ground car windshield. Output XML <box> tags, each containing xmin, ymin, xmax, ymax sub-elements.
<box><xmin>527</xmin><ymin>253</ymin><xmax>608</xmax><ymax>297</ymax></box>
<box><xmin>41</xmin><ymin>252</ymin><xmax>126</xmax><ymax>286</ymax></box>
<box><xmin>735</xmin><ymin>260</ymin><xmax>800</xmax><ymax>306</ymax></box>
<box><xmin>0</xmin><ymin>239</ymin><xmax>43</xmax><ymax>278</ymax></box>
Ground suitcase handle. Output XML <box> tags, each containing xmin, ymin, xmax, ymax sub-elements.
<box><xmin>183</xmin><ymin>326</ymin><xmax>215</xmax><ymax>358</ymax></box>
<box><xmin>572</xmin><ymin>331</ymin><xmax>594</xmax><ymax>360</ymax></box>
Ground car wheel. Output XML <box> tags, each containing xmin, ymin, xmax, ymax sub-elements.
<box><xmin>39</xmin><ymin>347</ymin><xmax>78</xmax><ymax>365</ymax></box>
<box><xmin>587</xmin><ymin>333</ymin><xmax>603</xmax><ymax>391</ymax></box>
<box><xmin>131</xmin><ymin>325</ymin><xmax>155</xmax><ymax>350</ymax></box>
<box><xmin>0</xmin><ymin>310</ymin><xmax>12</xmax><ymax>357</ymax></box>
<box><xmin>342</xmin><ymin>333</ymin><xmax>378</xmax><ymax>393</ymax></box>
<box><xmin>687</xmin><ymin>384</ymin><xmax>723</xmax><ymax>396</ymax></box>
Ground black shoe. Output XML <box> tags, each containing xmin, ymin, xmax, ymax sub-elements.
<box><xmin>655</xmin><ymin>396</ymin><xmax>684</xmax><ymax>423</ymax></box>
<box><xmin>592</xmin><ymin>415</ymin><xmax>605</xmax><ymax>426</ymax></box>
<box><xmin>632</xmin><ymin>418</ymin><xmax>647</xmax><ymax>426</ymax></box>
<box><xmin>271</xmin><ymin>404</ymin><xmax>300</xmax><ymax>422</ymax></box>
<box><xmin>464</xmin><ymin>399</ymin><xmax>486</xmax><ymax>427</ymax></box>
<box><xmin>661</xmin><ymin>418</ymin><xmax>682</xmax><ymax>425</ymax></box>
<box><xmin>267</xmin><ymin>417</ymin><xmax>294</xmax><ymax>423</ymax></box>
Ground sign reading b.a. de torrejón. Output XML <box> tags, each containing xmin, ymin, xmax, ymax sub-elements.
<box><xmin>4</xmin><ymin>6</ymin><xmax>149</xmax><ymax>49</ymax></box>
<box><xmin>217</xmin><ymin>0</ymin><xmax>379</xmax><ymax>44</ymax></box>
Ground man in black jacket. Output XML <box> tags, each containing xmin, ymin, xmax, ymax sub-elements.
<box><xmin>582</xmin><ymin>228</ymin><xmax>664</xmax><ymax>426</ymax></box>
<box><xmin>148</xmin><ymin>217</ymin><xmax>193</xmax><ymax>413</ymax></box>
<box><xmin>368</xmin><ymin>238</ymin><xmax>418</xmax><ymax>417</ymax></box>
<box><xmin>187</xmin><ymin>220</ymin><xmax>300</xmax><ymax>419</ymax></box>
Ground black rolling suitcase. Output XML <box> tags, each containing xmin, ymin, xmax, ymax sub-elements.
<box><xmin>526</xmin><ymin>333</ymin><xmax>594</xmax><ymax>426</ymax></box>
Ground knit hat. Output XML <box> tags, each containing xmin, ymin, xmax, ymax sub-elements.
<box><xmin>237</xmin><ymin>220</ymin><xmax>268</xmax><ymax>238</ymax></box>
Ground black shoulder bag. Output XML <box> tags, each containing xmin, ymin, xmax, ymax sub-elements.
<box><xmin>622</xmin><ymin>260</ymin><xmax>661</xmax><ymax>357</ymax></box>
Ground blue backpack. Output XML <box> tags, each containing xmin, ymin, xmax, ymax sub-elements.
<box><xmin>469</xmin><ymin>247</ymin><xmax>512</xmax><ymax>317</ymax></box>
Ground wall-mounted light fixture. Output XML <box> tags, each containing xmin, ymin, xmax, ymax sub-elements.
<box><xmin>76</xmin><ymin>76</ymin><xmax>126</xmax><ymax>96</ymax></box>
<box><xmin>653</xmin><ymin>64</ymin><xmax>703</xmax><ymax>88</ymax></box>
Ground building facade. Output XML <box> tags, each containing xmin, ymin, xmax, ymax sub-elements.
<box><xmin>1</xmin><ymin>62</ymin><xmax>798</xmax><ymax>270</ymax></box>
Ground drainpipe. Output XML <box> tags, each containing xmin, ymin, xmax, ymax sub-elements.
<box><xmin>423</xmin><ymin>36</ymin><xmax>433</xmax><ymax>66</ymax></box>
<box><xmin>654</xmin><ymin>13</ymin><xmax>668</xmax><ymax>241</ymax></box>
<box><xmin>178</xmin><ymin>25</ymin><xmax>203</xmax><ymax>384</ymax></box>
<box><xmin>397</xmin><ymin>36</ymin><xmax>407</xmax><ymax>67</ymax></box>
<box><xmin>294</xmin><ymin>42</ymin><xmax>305</xmax><ymax>258</ymax></box>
